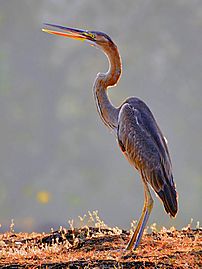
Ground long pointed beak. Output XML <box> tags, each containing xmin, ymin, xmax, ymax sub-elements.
<box><xmin>42</xmin><ymin>23</ymin><xmax>95</xmax><ymax>42</ymax></box>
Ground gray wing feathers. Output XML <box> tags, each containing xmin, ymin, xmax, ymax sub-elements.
<box><xmin>117</xmin><ymin>103</ymin><xmax>178</xmax><ymax>217</ymax></box>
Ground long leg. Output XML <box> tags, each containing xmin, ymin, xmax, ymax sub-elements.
<box><xmin>125</xmin><ymin>179</ymin><xmax>153</xmax><ymax>250</ymax></box>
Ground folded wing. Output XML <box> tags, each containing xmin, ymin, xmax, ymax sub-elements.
<box><xmin>117</xmin><ymin>100</ymin><xmax>178</xmax><ymax>217</ymax></box>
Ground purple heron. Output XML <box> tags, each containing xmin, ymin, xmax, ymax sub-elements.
<box><xmin>42</xmin><ymin>24</ymin><xmax>178</xmax><ymax>250</ymax></box>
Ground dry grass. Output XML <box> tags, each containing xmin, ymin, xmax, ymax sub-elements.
<box><xmin>0</xmin><ymin>213</ymin><xmax>201</xmax><ymax>268</ymax></box>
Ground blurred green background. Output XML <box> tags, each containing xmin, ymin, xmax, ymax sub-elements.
<box><xmin>0</xmin><ymin>0</ymin><xmax>201</xmax><ymax>232</ymax></box>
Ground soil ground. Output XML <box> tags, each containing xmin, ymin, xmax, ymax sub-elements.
<box><xmin>0</xmin><ymin>224</ymin><xmax>201</xmax><ymax>268</ymax></box>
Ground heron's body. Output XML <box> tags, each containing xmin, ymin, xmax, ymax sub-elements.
<box><xmin>117</xmin><ymin>97</ymin><xmax>177</xmax><ymax>217</ymax></box>
<box><xmin>43</xmin><ymin>24</ymin><xmax>178</xmax><ymax>250</ymax></box>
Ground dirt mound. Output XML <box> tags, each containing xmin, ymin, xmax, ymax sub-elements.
<box><xmin>0</xmin><ymin>226</ymin><xmax>201</xmax><ymax>268</ymax></box>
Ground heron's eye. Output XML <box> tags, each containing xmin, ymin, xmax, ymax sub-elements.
<box><xmin>84</xmin><ymin>32</ymin><xmax>95</xmax><ymax>39</ymax></box>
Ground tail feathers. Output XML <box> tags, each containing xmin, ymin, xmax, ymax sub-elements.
<box><xmin>157</xmin><ymin>183</ymin><xmax>178</xmax><ymax>217</ymax></box>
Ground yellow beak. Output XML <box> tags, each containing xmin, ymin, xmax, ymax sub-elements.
<box><xmin>42</xmin><ymin>23</ymin><xmax>95</xmax><ymax>42</ymax></box>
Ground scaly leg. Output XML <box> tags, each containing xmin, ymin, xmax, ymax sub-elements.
<box><xmin>125</xmin><ymin>180</ymin><xmax>153</xmax><ymax>250</ymax></box>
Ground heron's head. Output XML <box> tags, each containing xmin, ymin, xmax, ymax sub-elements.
<box><xmin>42</xmin><ymin>24</ymin><xmax>115</xmax><ymax>50</ymax></box>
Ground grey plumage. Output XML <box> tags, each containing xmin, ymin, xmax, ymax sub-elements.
<box><xmin>117</xmin><ymin>97</ymin><xmax>177</xmax><ymax>217</ymax></box>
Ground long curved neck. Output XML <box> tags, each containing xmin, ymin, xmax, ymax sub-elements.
<box><xmin>93</xmin><ymin>42</ymin><xmax>122</xmax><ymax>131</ymax></box>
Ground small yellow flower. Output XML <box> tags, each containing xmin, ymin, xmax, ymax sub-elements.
<box><xmin>36</xmin><ymin>191</ymin><xmax>51</xmax><ymax>204</ymax></box>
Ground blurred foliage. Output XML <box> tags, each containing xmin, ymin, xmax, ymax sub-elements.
<box><xmin>0</xmin><ymin>0</ymin><xmax>201</xmax><ymax>232</ymax></box>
